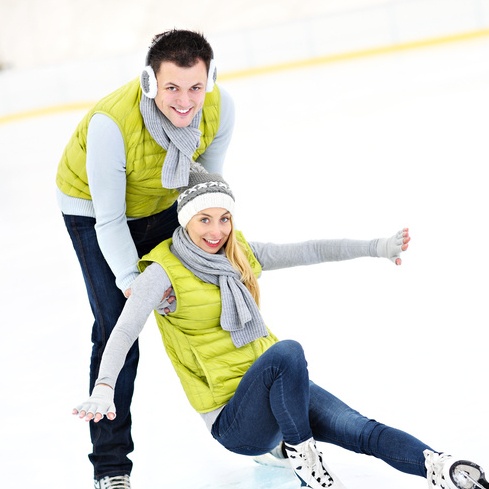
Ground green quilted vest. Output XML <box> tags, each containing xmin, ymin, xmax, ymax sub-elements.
<box><xmin>56</xmin><ymin>77</ymin><xmax>221</xmax><ymax>217</ymax></box>
<box><xmin>138</xmin><ymin>232</ymin><xmax>279</xmax><ymax>413</ymax></box>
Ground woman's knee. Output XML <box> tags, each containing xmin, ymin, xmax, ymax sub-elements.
<box><xmin>270</xmin><ymin>340</ymin><xmax>307</xmax><ymax>369</ymax></box>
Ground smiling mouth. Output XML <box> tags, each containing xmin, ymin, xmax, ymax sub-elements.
<box><xmin>174</xmin><ymin>107</ymin><xmax>192</xmax><ymax>115</ymax></box>
<box><xmin>204</xmin><ymin>238</ymin><xmax>221</xmax><ymax>246</ymax></box>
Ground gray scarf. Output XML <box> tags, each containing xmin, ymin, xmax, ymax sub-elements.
<box><xmin>171</xmin><ymin>227</ymin><xmax>268</xmax><ymax>348</ymax></box>
<box><xmin>140</xmin><ymin>95</ymin><xmax>202</xmax><ymax>189</ymax></box>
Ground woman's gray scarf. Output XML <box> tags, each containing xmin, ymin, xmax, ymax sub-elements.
<box><xmin>140</xmin><ymin>95</ymin><xmax>202</xmax><ymax>189</ymax></box>
<box><xmin>171</xmin><ymin>227</ymin><xmax>268</xmax><ymax>348</ymax></box>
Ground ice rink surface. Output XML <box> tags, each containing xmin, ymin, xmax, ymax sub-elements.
<box><xmin>1</xmin><ymin>27</ymin><xmax>488</xmax><ymax>489</ymax></box>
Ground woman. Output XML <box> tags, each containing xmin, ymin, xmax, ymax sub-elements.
<box><xmin>74</xmin><ymin>169</ymin><xmax>488</xmax><ymax>489</ymax></box>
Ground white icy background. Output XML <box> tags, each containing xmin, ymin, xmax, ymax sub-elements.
<box><xmin>1</xmin><ymin>13</ymin><xmax>488</xmax><ymax>489</ymax></box>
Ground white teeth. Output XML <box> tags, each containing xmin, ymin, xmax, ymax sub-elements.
<box><xmin>206</xmin><ymin>239</ymin><xmax>219</xmax><ymax>244</ymax></box>
<box><xmin>176</xmin><ymin>108</ymin><xmax>191</xmax><ymax>114</ymax></box>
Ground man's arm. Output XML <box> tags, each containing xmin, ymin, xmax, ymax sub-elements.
<box><xmin>86</xmin><ymin>113</ymin><xmax>140</xmax><ymax>292</ymax></box>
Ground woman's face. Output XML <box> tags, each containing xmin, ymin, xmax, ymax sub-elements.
<box><xmin>186</xmin><ymin>208</ymin><xmax>232</xmax><ymax>253</ymax></box>
<box><xmin>153</xmin><ymin>59</ymin><xmax>208</xmax><ymax>128</ymax></box>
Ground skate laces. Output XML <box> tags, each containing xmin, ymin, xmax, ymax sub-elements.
<box><xmin>426</xmin><ymin>451</ymin><xmax>456</xmax><ymax>488</ymax></box>
<box><xmin>305</xmin><ymin>440</ymin><xmax>326</xmax><ymax>473</ymax></box>
<box><xmin>95</xmin><ymin>475</ymin><xmax>131</xmax><ymax>489</ymax></box>
<box><xmin>285</xmin><ymin>438</ymin><xmax>335</xmax><ymax>488</ymax></box>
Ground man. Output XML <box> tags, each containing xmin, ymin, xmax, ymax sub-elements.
<box><xmin>56</xmin><ymin>29</ymin><xmax>234</xmax><ymax>489</ymax></box>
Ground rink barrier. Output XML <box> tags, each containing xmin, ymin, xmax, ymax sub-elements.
<box><xmin>1</xmin><ymin>27</ymin><xmax>489</xmax><ymax>126</ymax></box>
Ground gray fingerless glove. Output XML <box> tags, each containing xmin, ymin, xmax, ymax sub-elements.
<box><xmin>155</xmin><ymin>295</ymin><xmax>177</xmax><ymax>315</ymax></box>
<box><xmin>376</xmin><ymin>229</ymin><xmax>405</xmax><ymax>264</ymax></box>
<box><xmin>75</xmin><ymin>384</ymin><xmax>116</xmax><ymax>419</ymax></box>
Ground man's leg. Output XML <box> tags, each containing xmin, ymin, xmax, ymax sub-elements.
<box><xmin>64</xmin><ymin>214</ymin><xmax>136</xmax><ymax>479</ymax></box>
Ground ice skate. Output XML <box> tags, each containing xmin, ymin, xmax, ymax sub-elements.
<box><xmin>253</xmin><ymin>441</ymin><xmax>291</xmax><ymax>469</ymax></box>
<box><xmin>94</xmin><ymin>474</ymin><xmax>131</xmax><ymax>489</ymax></box>
<box><xmin>284</xmin><ymin>437</ymin><xmax>347</xmax><ymax>488</ymax></box>
<box><xmin>425</xmin><ymin>449</ymin><xmax>489</xmax><ymax>489</ymax></box>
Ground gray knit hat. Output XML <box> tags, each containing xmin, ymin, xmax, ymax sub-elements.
<box><xmin>177</xmin><ymin>171</ymin><xmax>235</xmax><ymax>228</ymax></box>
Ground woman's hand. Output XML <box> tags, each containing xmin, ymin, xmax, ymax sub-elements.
<box><xmin>73</xmin><ymin>384</ymin><xmax>116</xmax><ymax>423</ymax></box>
<box><xmin>159</xmin><ymin>286</ymin><xmax>176</xmax><ymax>314</ymax></box>
<box><xmin>377</xmin><ymin>228</ymin><xmax>411</xmax><ymax>265</ymax></box>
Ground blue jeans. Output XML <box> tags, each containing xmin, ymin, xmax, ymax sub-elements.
<box><xmin>211</xmin><ymin>340</ymin><xmax>431</xmax><ymax>478</ymax></box>
<box><xmin>63</xmin><ymin>203</ymin><xmax>179</xmax><ymax>479</ymax></box>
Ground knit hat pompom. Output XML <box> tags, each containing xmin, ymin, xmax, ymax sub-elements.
<box><xmin>177</xmin><ymin>171</ymin><xmax>235</xmax><ymax>228</ymax></box>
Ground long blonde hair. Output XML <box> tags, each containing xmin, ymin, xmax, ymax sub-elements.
<box><xmin>224</xmin><ymin>222</ymin><xmax>260</xmax><ymax>306</ymax></box>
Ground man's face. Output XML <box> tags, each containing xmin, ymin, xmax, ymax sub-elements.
<box><xmin>153</xmin><ymin>59</ymin><xmax>208</xmax><ymax>128</ymax></box>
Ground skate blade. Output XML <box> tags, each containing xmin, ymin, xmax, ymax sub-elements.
<box><xmin>451</xmin><ymin>460</ymin><xmax>489</xmax><ymax>489</ymax></box>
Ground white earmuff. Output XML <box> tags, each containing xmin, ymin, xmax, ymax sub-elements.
<box><xmin>140</xmin><ymin>65</ymin><xmax>158</xmax><ymax>99</ymax></box>
<box><xmin>206</xmin><ymin>58</ymin><xmax>217</xmax><ymax>93</ymax></box>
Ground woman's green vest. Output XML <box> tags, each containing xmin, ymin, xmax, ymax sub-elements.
<box><xmin>138</xmin><ymin>232</ymin><xmax>279</xmax><ymax>413</ymax></box>
<box><xmin>55</xmin><ymin>77</ymin><xmax>221</xmax><ymax>218</ymax></box>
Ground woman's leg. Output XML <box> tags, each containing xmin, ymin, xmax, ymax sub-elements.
<box><xmin>308</xmin><ymin>381</ymin><xmax>431</xmax><ymax>477</ymax></box>
<box><xmin>211</xmin><ymin>340</ymin><xmax>313</xmax><ymax>455</ymax></box>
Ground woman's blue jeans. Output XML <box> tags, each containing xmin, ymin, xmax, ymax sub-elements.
<box><xmin>211</xmin><ymin>340</ymin><xmax>431</xmax><ymax>478</ymax></box>
<box><xmin>63</xmin><ymin>203</ymin><xmax>179</xmax><ymax>479</ymax></box>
